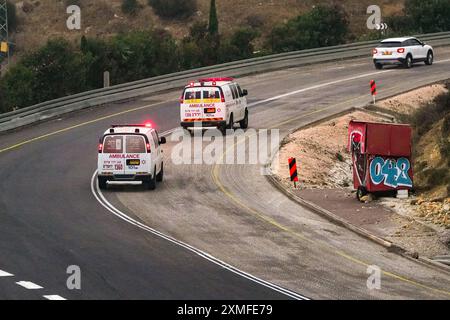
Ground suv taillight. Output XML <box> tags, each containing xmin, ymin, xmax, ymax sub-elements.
<box><xmin>397</xmin><ymin>48</ymin><xmax>405</xmax><ymax>53</ymax></box>
<box><xmin>372</xmin><ymin>48</ymin><xmax>378</xmax><ymax>54</ymax></box>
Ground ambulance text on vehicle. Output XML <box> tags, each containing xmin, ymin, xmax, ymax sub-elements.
<box><xmin>97</xmin><ymin>124</ymin><xmax>166</xmax><ymax>190</ymax></box>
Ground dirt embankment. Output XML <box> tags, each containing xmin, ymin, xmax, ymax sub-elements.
<box><xmin>273</xmin><ymin>83</ymin><xmax>450</xmax><ymax>257</ymax></box>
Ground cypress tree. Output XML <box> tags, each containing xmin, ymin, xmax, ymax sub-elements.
<box><xmin>208</xmin><ymin>0</ymin><xmax>219</xmax><ymax>35</ymax></box>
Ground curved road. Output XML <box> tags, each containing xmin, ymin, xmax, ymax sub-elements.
<box><xmin>1</xmin><ymin>49</ymin><xmax>450</xmax><ymax>299</ymax></box>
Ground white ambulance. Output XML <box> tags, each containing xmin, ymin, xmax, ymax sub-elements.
<box><xmin>97</xmin><ymin>124</ymin><xmax>166</xmax><ymax>190</ymax></box>
<box><xmin>180</xmin><ymin>77</ymin><xmax>249</xmax><ymax>134</ymax></box>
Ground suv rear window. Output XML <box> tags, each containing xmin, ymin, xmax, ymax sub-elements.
<box><xmin>103</xmin><ymin>136</ymin><xmax>123</xmax><ymax>154</ymax></box>
<box><xmin>126</xmin><ymin>136</ymin><xmax>146</xmax><ymax>153</ymax></box>
<box><xmin>378</xmin><ymin>42</ymin><xmax>402</xmax><ymax>48</ymax></box>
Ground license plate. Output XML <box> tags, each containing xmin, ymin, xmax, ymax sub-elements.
<box><xmin>204</xmin><ymin>107</ymin><xmax>216</xmax><ymax>114</ymax></box>
<box><xmin>382</xmin><ymin>51</ymin><xmax>392</xmax><ymax>55</ymax></box>
<box><xmin>126</xmin><ymin>159</ymin><xmax>140</xmax><ymax>166</ymax></box>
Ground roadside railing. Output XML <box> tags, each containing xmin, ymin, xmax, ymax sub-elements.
<box><xmin>1</xmin><ymin>31</ymin><xmax>449</xmax><ymax>132</ymax></box>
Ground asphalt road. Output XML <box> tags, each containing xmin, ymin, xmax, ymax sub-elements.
<box><xmin>1</xmin><ymin>49</ymin><xmax>450</xmax><ymax>299</ymax></box>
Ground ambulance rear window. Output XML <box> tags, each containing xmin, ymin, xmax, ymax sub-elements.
<box><xmin>185</xmin><ymin>90</ymin><xmax>201</xmax><ymax>100</ymax></box>
<box><xmin>126</xmin><ymin>136</ymin><xmax>146</xmax><ymax>153</ymax></box>
<box><xmin>103</xmin><ymin>136</ymin><xmax>123</xmax><ymax>154</ymax></box>
<box><xmin>203</xmin><ymin>90</ymin><xmax>221</xmax><ymax>99</ymax></box>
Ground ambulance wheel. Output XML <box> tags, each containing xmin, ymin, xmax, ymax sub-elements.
<box><xmin>227</xmin><ymin>114</ymin><xmax>234</xmax><ymax>130</ymax></box>
<box><xmin>147</xmin><ymin>169</ymin><xmax>157</xmax><ymax>190</ymax></box>
<box><xmin>156</xmin><ymin>163</ymin><xmax>164</xmax><ymax>182</ymax></box>
<box><xmin>240</xmin><ymin>110</ymin><xmax>249</xmax><ymax>129</ymax></box>
<box><xmin>98</xmin><ymin>177</ymin><xmax>107</xmax><ymax>190</ymax></box>
<box><xmin>356</xmin><ymin>187</ymin><xmax>367</xmax><ymax>202</ymax></box>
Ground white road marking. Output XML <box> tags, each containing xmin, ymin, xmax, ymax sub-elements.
<box><xmin>435</xmin><ymin>58</ymin><xmax>450</xmax><ymax>64</ymax></box>
<box><xmin>247</xmin><ymin>70</ymin><xmax>393</xmax><ymax>107</ymax></box>
<box><xmin>90</xmin><ymin>171</ymin><xmax>309</xmax><ymax>300</ymax></box>
<box><xmin>43</xmin><ymin>295</ymin><xmax>67</xmax><ymax>301</ymax></box>
<box><xmin>89</xmin><ymin>58</ymin><xmax>450</xmax><ymax>300</ymax></box>
<box><xmin>16</xmin><ymin>281</ymin><xmax>43</xmax><ymax>290</ymax></box>
<box><xmin>0</xmin><ymin>270</ymin><xmax>14</xmax><ymax>277</ymax></box>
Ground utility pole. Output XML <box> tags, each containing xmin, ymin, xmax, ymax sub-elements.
<box><xmin>0</xmin><ymin>0</ymin><xmax>9</xmax><ymax>73</ymax></box>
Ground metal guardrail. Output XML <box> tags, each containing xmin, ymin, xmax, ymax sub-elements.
<box><xmin>1</xmin><ymin>31</ymin><xmax>449</xmax><ymax>132</ymax></box>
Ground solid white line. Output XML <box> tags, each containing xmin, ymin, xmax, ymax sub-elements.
<box><xmin>43</xmin><ymin>295</ymin><xmax>67</xmax><ymax>301</ymax></box>
<box><xmin>90</xmin><ymin>171</ymin><xmax>309</xmax><ymax>300</ymax></box>
<box><xmin>0</xmin><ymin>270</ymin><xmax>14</xmax><ymax>277</ymax></box>
<box><xmin>247</xmin><ymin>69</ymin><xmax>392</xmax><ymax>107</ymax></box>
<box><xmin>89</xmin><ymin>60</ymin><xmax>450</xmax><ymax>300</ymax></box>
<box><xmin>16</xmin><ymin>281</ymin><xmax>43</xmax><ymax>290</ymax></box>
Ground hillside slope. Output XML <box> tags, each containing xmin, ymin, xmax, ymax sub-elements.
<box><xmin>10</xmin><ymin>0</ymin><xmax>404</xmax><ymax>56</ymax></box>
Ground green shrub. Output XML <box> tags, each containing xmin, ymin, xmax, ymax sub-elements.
<box><xmin>268</xmin><ymin>5</ymin><xmax>349</xmax><ymax>53</ymax></box>
<box><xmin>179</xmin><ymin>21</ymin><xmax>219</xmax><ymax>68</ymax></box>
<box><xmin>148</xmin><ymin>0</ymin><xmax>196</xmax><ymax>19</ymax></box>
<box><xmin>0</xmin><ymin>64</ymin><xmax>36</xmax><ymax>112</ymax></box>
<box><xmin>405</xmin><ymin>0</ymin><xmax>450</xmax><ymax>33</ymax></box>
<box><xmin>218</xmin><ymin>28</ymin><xmax>258</xmax><ymax>63</ymax></box>
<box><xmin>426</xmin><ymin>168</ymin><xmax>449</xmax><ymax>187</ymax></box>
<box><xmin>442</xmin><ymin>114</ymin><xmax>450</xmax><ymax>137</ymax></box>
<box><xmin>122</xmin><ymin>0</ymin><xmax>140</xmax><ymax>15</ymax></box>
<box><xmin>412</xmin><ymin>92</ymin><xmax>450</xmax><ymax>137</ymax></box>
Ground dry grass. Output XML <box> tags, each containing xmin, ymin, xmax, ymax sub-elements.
<box><xmin>9</xmin><ymin>0</ymin><xmax>405</xmax><ymax>57</ymax></box>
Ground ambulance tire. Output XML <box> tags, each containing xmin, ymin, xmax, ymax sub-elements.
<box><xmin>98</xmin><ymin>177</ymin><xmax>107</xmax><ymax>190</ymax></box>
<box><xmin>156</xmin><ymin>163</ymin><xmax>164</xmax><ymax>182</ymax></box>
<box><xmin>147</xmin><ymin>169</ymin><xmax>157</xmax><ymax>190</ymax></box>
<box><xmin>227</xmin><ymin>114</ymin><xmax>234</xmax><ymax>130</ymax></box>
<box><xmin>240</xmin><ymin>110</ymin><xmax>249</xmax><ymax>129</ymax></box>
<box><xmin>356</xmin><ymin>187</ymin><xmax>367</xmax><ymax>202</ymax></box>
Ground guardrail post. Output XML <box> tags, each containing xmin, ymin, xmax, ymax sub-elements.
<box><xmin>103</xmin><ymin>71</ymin><xmax>110</xmax><ymax>88</ymax></box>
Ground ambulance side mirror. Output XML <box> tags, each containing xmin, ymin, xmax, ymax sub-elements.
<box><xmin>159</xmin><ymin>137</ymin><xmax>167</xmax><ymax>145</ymax></box>
<box><xmin>242</xmin><ymin>89</ymin><xmax>248</xmax><ymax>96</ymax></box>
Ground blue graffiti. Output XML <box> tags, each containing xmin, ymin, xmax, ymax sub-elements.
<box><xmin>370</xmin><ymin>157</ymin><xmax>413</xmax><ymax>188</ymax></box>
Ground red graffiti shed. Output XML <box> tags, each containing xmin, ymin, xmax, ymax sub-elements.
<box><xmin>348</xmin><ymin>120</ymin><xmax>413</xmax><ymax>199</ymax></box>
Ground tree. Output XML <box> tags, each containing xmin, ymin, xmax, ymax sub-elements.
<box><xmin>218</xmin><ymin>28</ymin><xmax>259</xmax><ymax>63</ymax></box>
<box><xmin>148</xmin><ymin>0</ymin><xmax>196</xmax><ymax>19</ymax></box>
<box><xmin>268</xmin><ymin>5</ymin><xmax>349</xmax><ymax>53</ymax></box>
<box><xmin>6</xmin><ymin>1</ymin><xmax>17</xmax><ymax>31</ymax></box>
<box><xmin>208</xmin><ymin>0</ymin><xmax>219</xmax><ymax>36</ymax></box>
<box><xmin>0</xmin><ymin>64</ymin><xmax>36</xmax><ymax>112</ymax></box>
<box><xmin>404</xmin><ymin>0</ymin><xmax>450</xmax><ymax>33</ymax></box>
<box><xmin>21</xmin><ymin>39</ymin><xmax>91</xmax><ymax>103</ymax></box>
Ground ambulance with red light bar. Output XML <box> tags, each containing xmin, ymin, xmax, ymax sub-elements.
<box><xmin>97</xmin><ymin>123</ymin><xmax>166</xmax><ymax>190</ymax></box>
<box><xmin>372</xmin><ymin>37</ymin><xmax>434</xmax><ymax>69</ymax></box>
<box><xmin>180</xmin><ymin>77</ymin><xmax>249</xmax><ymax>134</ymax></box>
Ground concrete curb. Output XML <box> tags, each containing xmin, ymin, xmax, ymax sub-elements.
<box><xmin>265</xmin><ymin>106</ymin><xmax>450</xmax><ymax>275</ymax></box>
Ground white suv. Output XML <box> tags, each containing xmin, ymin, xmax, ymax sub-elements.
<box><xmin>373</xmin><ymin>37</ymin><xmax>434</xmax><ymax>69</ymax></box>
<box><xmin>97</xmin><ymin>124</ymin><xmax>166</xmax><ymax>190</ymax></box>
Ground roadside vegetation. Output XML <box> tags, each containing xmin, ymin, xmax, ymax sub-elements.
<box><xmin>1</xmin><ymin>0</ymin><xmax>450</xmax><ymax>113</ymax></box>
<box><xmin>410</xmin><ymin>82</ymin><xmax>450</xmax><ymax>197</ymax></box>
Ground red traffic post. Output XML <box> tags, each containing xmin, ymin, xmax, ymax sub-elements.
<box><xmin>370</xmin><ymin>80</ymin><xmax>377</xmax><ymax>105</ymax></box>
<box><xmin>288</xmin><ymin>157</ymin><xmax>299</xmax><ymax>188</ymax></box>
